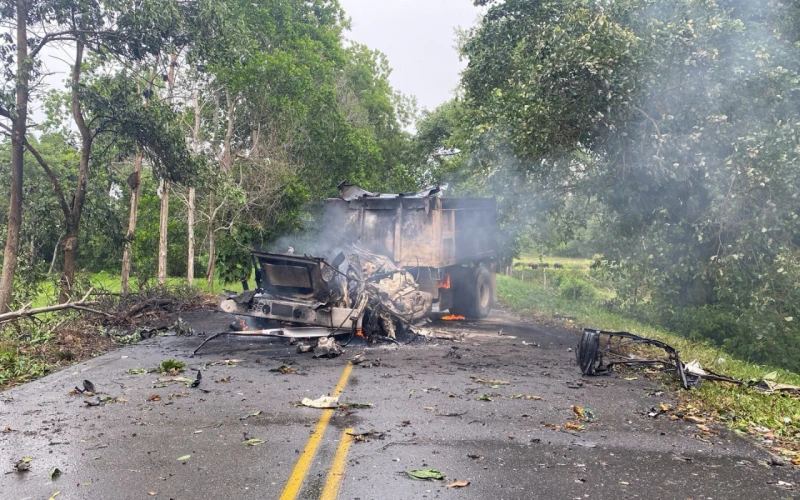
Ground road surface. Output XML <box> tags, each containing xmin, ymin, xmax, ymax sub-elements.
<box><xmin>1</xmin><ymin>308</ymin><xmax>797</xmax><ymax>499</ymax></box>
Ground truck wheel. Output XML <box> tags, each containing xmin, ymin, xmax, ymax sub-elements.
<box><xmin>450</xmin><ymin>267</ymin><xmax>492</xmax><ymax>319</ymax></box>
<box><xmin>471</xmin><ymin>267</ymin><xmax>493</xmax><ymax>318</ymax></box>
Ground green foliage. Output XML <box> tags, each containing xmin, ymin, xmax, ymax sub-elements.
<box><xmin>159</xmin><ymin>358</ymin><xmax>185</xmax><ymax>373</ymax></box>
<box><xmin>461</xmin><ymin>0</ymin><xmax>800</xmax><ymax>369</ymax></box>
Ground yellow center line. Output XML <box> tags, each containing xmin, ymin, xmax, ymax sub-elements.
<box><xmin>319</xmin><ymin>427</ymin><xmax>355</xmax><ymax>500</ymax></box>
<box><xmin>279</xmin><ymin>362</ymin><xmax>353</xmax><ymax>500</ymax></box>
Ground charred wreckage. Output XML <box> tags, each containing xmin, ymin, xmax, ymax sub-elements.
<box><xmin>194</xmin><ymin>183</ymin><xmax>500</xmax><ymax>354</ymax></box>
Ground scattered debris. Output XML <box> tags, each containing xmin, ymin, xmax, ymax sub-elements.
<box><xmin>571</xmin><ymin>440</ymin><xmax>597</xmax><ymax>448</ymax></box>
<box><xmin>476</xmin><ymin>394</ymin><xmax>493</xmax><ymax>402</ymax></box>
<box><xmin>83</xmin><ymin>397</ymin><xmax>102</xmax><ymax>407</ymax></box>
<box><xmin>576</xmin><ymin>328</ymin><xmax>781</xmax><ymax>392</ymax></box>
<box><xmin>346</xmin><ymin>430</ymin><xmax>386</xmax><ymax>442</ymax></box>
<box><xmin>243</xmin><ymin>438</ymin><xmax>265</xmax><ymax>446</ymax></box>
<box><xmin>127</xmin><ymin>368</ymin><xmax>150</xmax><ymax>375</ymax></box>
<box><xmin>512</xmin><ymin>394</ymin><xmax>544</xmax><ymax>400</ymax></box>
<box><xmin>147</xmin><ymin>394</ymin><xmax>162</xmax><ymax>402</ymax></box>
<box><xmin>239</xmin><ymin>411</ymin><xmax>262</xmax><ymax>421</ymax></box>
<box><xmin>189</xmin><ymin>370</ymin><xmax>202</xmax><ymax>388</ymax></box>
<box><xmin>177</xmin><ymin>454</ymin><xmax>191</xmax><ymax>462</ymax></box>
<box><xmin>300</xmin><ymin>395</ymin><xmax>339</xmax><ymax>409</ymax></box>
<box><xmin>269</xmin><ymin>365</ymin><xmax>297</xmax><ymax>374</ymax></box>
<box><xmin>446</xmin><ymin>480</ymin><xmax>470</xmax><ymax>488</ymax></box>
<box><xmin>564</xmin><ymin>422</ymin><xmax>584</xmax><ymax>431</ymax></box>
<box><xmin>404</xmin><ymin>469</ymin><xmax>446</xmax><ymax>481</ymax></box>
<box><xmin>14</xmin><ymin>456</ymin><xmax>32</xmax><ymax>472</ymax></box>
<box><xmin>296</xmin><ymin>343</ymin><xmax>313</xmax><ymax>354</ymax></box>
<box><xmin>572</xmin><ymin>406</ymin><xmax>596</xmax><ymax>423</ymax></box>
<box><xmin>49</xmin><ymin>467</ymin><xmax>62</xmax><ymax>479</ymax></box>
<box><xmin>314</xmin><ymin>337</ymin><xmax>343</xmax><ymax>358</ymax></box>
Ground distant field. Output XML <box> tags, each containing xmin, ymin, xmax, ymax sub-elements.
<box><xmin>513</xmin><ymin>255</ymin><xmax>591</xmax><ymax>270</ymax></box>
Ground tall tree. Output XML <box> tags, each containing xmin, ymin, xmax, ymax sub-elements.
<box><xmin>0</xmin><ymin>0</ymin><xmax>31</xmax><ymax>312</ymax></box>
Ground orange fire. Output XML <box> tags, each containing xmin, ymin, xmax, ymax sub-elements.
<box><xmin>438</xmin><ymin>275</ymin><xmax>451</xmax><ymax>289</ymax></box>
<box><xmin>441</xmin><ymin>314</ymin><xmax>466</xmax><ymax>321</ymax></box>
<box><xmin>355</xmin><ymin>329</ymin><xmax>365</xmax><ymax>338</ymax></box>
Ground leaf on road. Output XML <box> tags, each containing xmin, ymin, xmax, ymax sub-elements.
<box><xmin>471</xmin><ymin>376</ymin><xmax>509</xmax><ymax>386</ymax></box>
<box><xmin>405</xmin><ymin>469</ymin><xmax>446</xmax><ymax>481</ymax></box>
<box><xmin>48</xmin><ymin>491</ymin><xmax>60</xmax><ymax>500</ymax></box>
<box><xmin>512</xmin><ymin>394</ymin><xmax>543</xmax><ymax>400</ymax></box>
<box><xmin>177</xmin><ymin>455</ymin><xmax>191</xmax><ymax>461</ymax></box>
<box><xmin>564</xmin><ymin>422</ymin><xmax>584</xmax><ymax>431</ymax></box>
<box><xmin>340</xmin><ymin>402</ymin><xmax>374</xmax><ymax>409</ymax></box>
<box><xmin>476</xmin><ymin>394</ymin><xmax>493</xmax><ymax>402</ymax></box>
<box><xmin>243</xmin><ymin>438</ymin><xmax>265</xmax><ymax>446</ymax></box>
<box><xmin>446</xmin><ymin>480</ymin><xmax>470</xmax><ymax>488</ymax></box>
<box><xmin>128</xmin><ymin>368</ymin><xmax>149</xmax><ymax>375</ymax></box>
<box><xmin>147</xmin><ymin>492</ymin><xmax>157</xmax><ymax>496</ymax></box>
<box><xmin>147</xmin><ymin>394</ymin><xmax>162</xmax><ymax>402</ymax></box>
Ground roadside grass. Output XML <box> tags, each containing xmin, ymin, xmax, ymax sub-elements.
<box><xmin>3</xmin><ymin>271</ymin><xmax>229</xmax><ymax>390</ymax></box>
<box><xmin>497</xmin><ymin>274</ymin><xmax>800</xmax><ymax>458</ymax></box>
<box><xmin>31</xmin><ymin>271</ymin><xmax>232</xmax><ymax>308</ymax></box>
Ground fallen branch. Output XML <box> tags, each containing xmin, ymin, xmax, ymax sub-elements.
<box><xmin>0</xmin><ymin>289</ymin><xmax>104</xmax><ymax>324</ymax></box>
<box><xmin>125</xmin><ymin>298</ymin><xmax>175</xmax><ymax>317</ymax></box>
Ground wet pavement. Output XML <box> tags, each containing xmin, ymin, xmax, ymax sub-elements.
<box><xmin>1</xmin><ymin>308</ymin><xmax>798</xmax><ymax>499</ymax></box>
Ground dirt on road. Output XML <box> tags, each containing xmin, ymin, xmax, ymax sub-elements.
<box><xmin>1</xmin><ymin>308</ymin><xmax>797</xmax><ymax>499</ymax></box>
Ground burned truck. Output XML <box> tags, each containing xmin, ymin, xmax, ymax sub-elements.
<box><xmin>217</xmin><ymin>183</ymin><xmax>499</xmax><ymax>341</ymax></box>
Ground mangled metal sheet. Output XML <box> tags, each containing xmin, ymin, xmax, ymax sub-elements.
<box><xmin>576</xmin><ymin>328</ymin><xmax>799</xmax><ymax>395</ymax></box>
<box><xmin>216</xmin><ymin>244</ymin><xmax>432</xmax><ymax>342</ymax></box>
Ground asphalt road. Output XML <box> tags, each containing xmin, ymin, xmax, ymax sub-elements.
<box><xmin>1</xmin><ymin>308</ymin><xmax>798</xmax><ymax>500</ymax></box>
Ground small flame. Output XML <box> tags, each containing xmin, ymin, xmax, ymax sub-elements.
<box><xmin>441</xmin><ymin>314</ymin><xmax>465</xmax><ymax>321</ymax></box>
<box><xmin>355</xmin><ymin>329</ymin><xmax>365</xmax><ymax>338</ymax></box>
<box><xmin>438</xmin><ymin>275</ymin><xmax>451</xmax><ymax>289</ymax></box>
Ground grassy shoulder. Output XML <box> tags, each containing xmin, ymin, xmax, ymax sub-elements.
<box><xmin>2</xmin><ymin>276</ymin><xmax>220</xmax><ymax>390</ymax></box>
<box><xmin>496</xmin><ymin>274</ymin><xmax>800</xmax><ymax>460</ymax></box>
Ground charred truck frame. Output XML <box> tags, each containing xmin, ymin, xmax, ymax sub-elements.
<box><xmin>203</xmin><ymin>183</ymin><xmax>499</xmax><ymax>350</ymax></box>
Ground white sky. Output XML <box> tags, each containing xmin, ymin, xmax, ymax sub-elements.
<box><xmin>339</xmin><ymin>0</ymin><xmax>482</xmax><ymax>112</ymax></box>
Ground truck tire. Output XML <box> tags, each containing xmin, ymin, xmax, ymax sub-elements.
<box><xmin>450</xmin><ymin>267</ymin><xmax>492</xmax><ymax>319</ymax></box>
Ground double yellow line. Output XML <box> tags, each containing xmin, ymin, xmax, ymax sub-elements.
<box><xmin>279</xmin><ymin>362</ymin><xmax>355</xmax><ymax>500</ymax></box>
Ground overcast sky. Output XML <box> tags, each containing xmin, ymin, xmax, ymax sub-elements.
<box><xmin>338</xmin><ymin>0</ymin><xmax>482</xmax><ymax>112</ymax></box>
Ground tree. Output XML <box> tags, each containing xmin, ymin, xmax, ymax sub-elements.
<box><xmin>461</xmin><ymin>0</ymin><xmax>800</xmax><ymax>367</ymax></box>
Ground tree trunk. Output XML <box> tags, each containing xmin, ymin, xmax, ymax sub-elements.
<box><xmin>121</xmin><ymin>149</ymin><xmax>144</xmax><ymax>294</ymax></box>
<box><xmin>187</xmin><ymin>90</ymin><xmax>200</xmax><ymax>286</ymax></box>
<box><xmin>0</xmin><ymin>0</ymin><xmax>30</xmax><ymax>313</ymax></box>
<box><xmin>187</xmin><ymin>187</ymin><xmax>195</xmax><ymax>285</ymax></box>
<box><xmin>59</xmin><ymin>40</ymin><xmax>92</xmax><ymax>303</ymax></box>
<box><xmin>205</xmin><ymin>194</ymin><xmax>215</xmax><ymax>290</ymax></box>
<box><xmin>157</xmin><ymin>179</ymin><xmax>170</xmax><ymax>286</ymax></box>
<box><xmin>157</xmin><ymin>53</ymin><xmax>179</xmax><ymax>287</ymax></box>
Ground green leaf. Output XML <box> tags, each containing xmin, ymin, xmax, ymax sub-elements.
<box><xmin>177</xmin><ymin>454</ymin><xmax>191</xmax><ymax>461</ymax></box>
<box><xmin>243</xmin><ymin>438</ymin><xmax>265</xmax><ymax>446</ymax></box>
<box><xmin>404</xmin><ymin>469</ymin><xmax>446</xmax><ymax>481</ymax></box>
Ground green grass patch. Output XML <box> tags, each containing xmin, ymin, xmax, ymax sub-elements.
<box><xmin>497</xmin><ymin>274</ymin><xmax>800</xmax><ymax>451</ymax></box>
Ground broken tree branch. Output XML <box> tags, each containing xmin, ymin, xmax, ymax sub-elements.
<box><xmin>0</xmin><ymin>289</ymin><xmax>102</xmax><ymax>323</ymax></box>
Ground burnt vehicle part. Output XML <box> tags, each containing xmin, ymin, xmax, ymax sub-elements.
<box><xmin>193</xmin><ymin>326</ymin><xmax>344</xmax><ymax>356</ymax></box>
<box><xmin>326</xmin><ymin>182</ymin><xmax>500</xmax><ymax>319</ymax></box>
<box><xmin>218</xmin><ymin>252</ymin><xmax>365</xmax><ymax>329</ymax></box>
<box><xmin>577</xmin><ymin>328</ymin><xmax>746</xmax><ymax>390</ymax></box>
